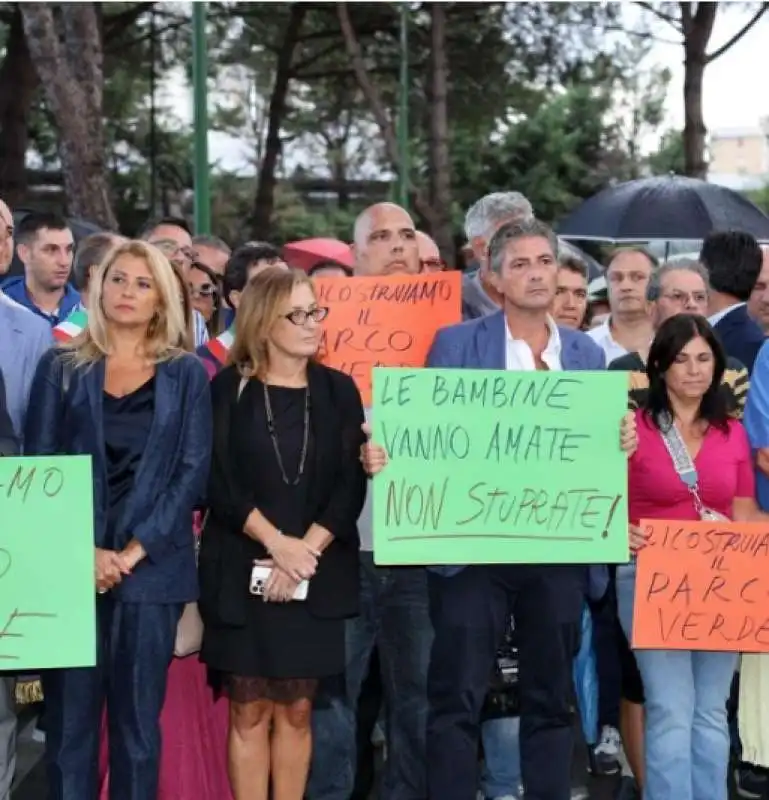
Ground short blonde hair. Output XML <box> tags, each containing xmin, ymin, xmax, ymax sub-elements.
<box><xmin>229</xmin><ymin>267</ymin><xmax>315</xmax><ymax>378</ymax></box>
<box><xmin>65</xmin><ymin>239</ymin><xmax>187</xmax><ymax>365</ymax></box>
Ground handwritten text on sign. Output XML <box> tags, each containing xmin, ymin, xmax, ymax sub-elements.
<box><xmin>314</xmin><ymin>272</ymin><xmax>461</xmax><ymax>406</ymax></box>
<box><xmin>0</xmin><ymin>456</ymin><xmax>95</xmax><ymax>669</ymax></box>
<box><xmin>633</xmin><ymin>520</ymin><xmax>769</xmax><ymax>652</ymax></box>
<box><xmin>372</xmin><ymin>368</ymin><xmax>629</xmax><ymax>566</ymax></box>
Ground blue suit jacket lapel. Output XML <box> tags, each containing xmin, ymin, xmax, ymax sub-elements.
<box><xmin>124</xmin><ymin>365</ymin><xmax>178</xmax><ymax>523</ymax></box>
<box><xmin>478</xmin><ymin>312</ymin><xmax>506</xmax><ymax>369</ymax></box>
<box><xmin>85</xmin><ymin>359</ymin><xmax>107</xmax><ymax>474</ymax></box>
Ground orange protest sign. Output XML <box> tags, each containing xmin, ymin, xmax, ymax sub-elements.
<box><xmin>313</xmin><ymin>271</ymin><xmax>462</xmax><ymax>406</ymax></box>
<box><xmin>632</xmin><ymin>519</ymin><xmax>769</xmax><ymax>652</ymax></box>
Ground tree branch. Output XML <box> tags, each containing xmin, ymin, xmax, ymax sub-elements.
<box><xmin>635</xmin><ymin>2</ymin><xmax>683</xmax><ymax>32</ymax></box>
<box><xmin>293</xmin><ymin>64</ymin><xmax>404</xmax><ymax>82</ymax></box>
<box><xmin>291</xmin><ymin>41</ymin><xmax>344</xmax><ymax>74</ymax></box>
<box><xmin>336</xmin><ymin>2</ymin><xmax>438</xmax><ymax>226</ymax></box>
<box><xmin>103</xmin><ymin>2</ymin><xmax>153</xmax><ymax>43</ymax></box>
<box><xmin>706</xmin><ymin>2</ymin><xmax>768</xmax><ymax>63</ymax></box>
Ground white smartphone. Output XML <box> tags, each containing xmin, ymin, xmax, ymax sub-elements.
<box><xmin>249</xmin><ymin>565</ymin><xmax>309</xmax><ymax>601</ymax></box>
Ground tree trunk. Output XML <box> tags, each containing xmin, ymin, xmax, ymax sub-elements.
<box><xmin>0</xmin><ymin>7</ymin><xmax>38</xmax><ymax>205</ymax></box>
<box><xmin>20</xmin><ymin>2</ymin><xmax>117</xmax><ymax>229</ymax></box>
<box><xmin>681</xmin><ymin>2</ymin><xmax>716</xmax><ymax>179</ymax></box>
<box><xmin>428</xmin><ymin>3</ymin><xmax>453</xmax><ymax>262</ymax></box>
<box><xmin>250</xmin><ymin>6</ymin><xmax>307</xmax><ymax>239</ymax></box>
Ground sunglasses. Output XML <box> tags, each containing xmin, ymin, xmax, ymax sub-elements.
<box><xmin>188</xmin><ymin>283</ymin><xmax>218</xmax><ymax>299</ymax></box>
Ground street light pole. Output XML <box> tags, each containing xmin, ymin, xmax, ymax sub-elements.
<box><xmin>192</xmin><ymin>2</ymin><xmax>211</xmax><ymax>234</ymax></box>
<box><xmin>397</xmin><ymin>3</ymin><xmax>409</xmax><ymax>210</ymax></box>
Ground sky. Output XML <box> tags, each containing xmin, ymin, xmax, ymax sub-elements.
<box><xmin>646</xmin><ymin>4</ymin><xmax>768</xmax><ymax>133</ymax></box>
<box><xmin>171</xmin><ymin>4</ymin><xmax>769</xmax><ymax>174</ymax></box>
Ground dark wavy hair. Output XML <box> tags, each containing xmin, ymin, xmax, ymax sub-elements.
<box><xmin>645</xmin><ymin>313</ymin><xmax>729</xmax><ymax>432</ymax></box>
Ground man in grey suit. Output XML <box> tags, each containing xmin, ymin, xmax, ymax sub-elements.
<box><xmin>0</xmin><ymin>197</ymin><xmax>53</xmax><ymax>799</ymax></box>
<box><xmin>424</xmin><ymin>218</ymin><xmax>634</xmax><ymax>800</ymax></box>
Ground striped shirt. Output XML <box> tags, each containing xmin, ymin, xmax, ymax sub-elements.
<box><xmin>608</xmin><ymin>351</ymin><xmax>749</xmax><ymax>419</ymax></box>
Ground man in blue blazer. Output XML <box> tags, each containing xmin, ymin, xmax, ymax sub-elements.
<box><xmin>701</xmin><ymin>230</ymin><xmax>765</xmax><ymax>374</ymax></box>
<box><xmin>424</xmin><ymin>218</ymin><xmax>633</xmax><ymax>800</ymax></box>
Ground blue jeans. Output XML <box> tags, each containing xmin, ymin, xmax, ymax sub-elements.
<box><xmin>308</xmin><ymin>552</ymin><xmax>432</xmax><ymax>800</ymax></box>
<box><xmin>616</xmin><ymin>564</ymin><xmax>737</xmax><ymax>800</ymax></box>
<box><xmin>481</xmin><ymin>717</ymin><xmax>521</xmax><ymax>798</ymax></box>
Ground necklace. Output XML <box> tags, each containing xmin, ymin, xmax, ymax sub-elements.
<box><xmin>263</xmin><ymin>382</ymin><xmax>310</xmax><ymax>486</ymax></box>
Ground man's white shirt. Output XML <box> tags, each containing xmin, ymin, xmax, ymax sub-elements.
<box><xmin>587</xmin><ymin>318</ymin><xmax>627</xmax><ymax>364</ymax></box>
<box><xmin>506</xmin><ymin>314</ymin><xmax>562</xmax><ymax>372</ymax></box>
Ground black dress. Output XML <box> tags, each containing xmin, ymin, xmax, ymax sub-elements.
<box><xmin>203</xmin><ymin>378</ymin><xmax>346</xmax><ymax>703</ymax></box>
<box><xmin>103</xmin><ymin>377</ymin><xmax>155</xmax><ymax>549</ymax></box>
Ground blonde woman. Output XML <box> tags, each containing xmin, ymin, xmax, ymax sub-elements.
<box><xmin>199</xmin><ymin>268</ymin><xmax>366</xmax><ymax>800</ymax></box>
<box><xmin>24</xmin><ymin>239</ymin><xmax>212</xmax><ymax>800</ymax></box>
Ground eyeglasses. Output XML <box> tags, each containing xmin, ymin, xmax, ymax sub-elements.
<box><xmin>283</xmin><ymin>307</ymin><xmax>329</xmax><ymax>326</ymax></box>
<box><xmin>421</xmin><ymin>258</ymin><xmax>447</xmax><ymax>272</ymax></box>
<box><xmin>189</xmin><ymin>283</ymin><xmax>218</xmax><ymax>300</ymax></box>
<box><xmin>660</xmin><ymin>291</ymin><xmax>708</xmax><ymax>305</ymax></box>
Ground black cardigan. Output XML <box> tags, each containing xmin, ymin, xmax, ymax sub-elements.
<box><xmin>199</xmin><ymin>361</ymin><xmax>367</xmax><ymax>624</ymax></box>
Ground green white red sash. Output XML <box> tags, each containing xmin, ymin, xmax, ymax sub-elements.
<box><xmin>53</xmin><ymin>309</ymin><xmax>88</xmax><ymax>342</ymax></box>
<box><xmin>204</xmin><ymin>327</ymin><xmax>234</xmax><ymax>365</ymax></box>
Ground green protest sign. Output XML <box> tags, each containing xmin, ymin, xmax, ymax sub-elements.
<box><xmin>0</xmin><ymin>456</ymin><xmax>96</xmax><ymax>669</ymax></box>
<box><xmin>372</xmin><ymin>368</ymin><xmax>629</xmax><ymax>565</ymax></box>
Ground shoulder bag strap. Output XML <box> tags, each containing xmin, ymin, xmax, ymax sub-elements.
<box><xmin>657</xmin><ymin>414</ymin><xmax>707</xmax><ymax>518</ymax></box>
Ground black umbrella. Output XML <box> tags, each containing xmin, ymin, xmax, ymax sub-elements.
<box><xmin>557</xmin><ymin>175</ymin><xmax>769</xmax><ymax>242</ymax></box>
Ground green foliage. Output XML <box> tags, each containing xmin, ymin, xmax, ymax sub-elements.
<box><xmin>9</xmin><ymin>1</ymin><xmax>701</xmax><ymax>241</ymax></box>
<box><xmin>745</xmin><ymin>185</ymin><xmax>769</xmax><ymax>215</ymax></box>
<box><xmin>647</xmin><ymin>129</ymin><xmax>686</xmax><ymax>176</ymax></box>
<box><xmin>451</xmin><ymin>84</ymin><xmax>629</xmax><ymax>224</ymax></box>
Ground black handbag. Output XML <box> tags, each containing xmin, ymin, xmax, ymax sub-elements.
<box><xmin>480</xmin><ymin>615</ymin><xmax>520</xmax><ymax>721</ymax></box>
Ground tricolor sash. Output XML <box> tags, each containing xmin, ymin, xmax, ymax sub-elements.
<box><xmin>204</xmin><ymin>327</ymin><xmax>234</xmax><ymax>365</ymax></box>
<box><xmin>53</xmin><ymin>309</ymin><xmax>88</xmax><ymax>342</ymax></box>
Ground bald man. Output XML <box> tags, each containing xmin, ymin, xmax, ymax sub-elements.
<box><xmin>416</xmin><ymin>231</ymin><xmax>445</xmax><ymax>273</ymax></box>
<box><xmin>352</xmin><ymin>202</ymin><xmax>421</xmax><ymax>276</ymax></box>
<box><xmin>748</xmin><ymin>245</ymin><xmax>769</xmax><ymax>333</ymax></box>
<box><xmin>309</xmin><ymin>201</ymin><xmax>432</xmax><ymax>800</ymax></box>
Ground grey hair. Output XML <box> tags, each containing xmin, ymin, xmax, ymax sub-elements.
<box><xmin>191</xmin><ymin>234</ymin><xmax>231</xmax><ymax>255</ymax></box>
<box><xmin>488</xmin><ymin>218</ymin><xmax>559</xmax><ymax>275</ymax></box>
<box><xmin>646</xmin><ymin>258</ymin><xmax>709</xmax><ymax>302</ymax></box>
<box><xmin>464</xmin><ymin>192</ymin><xmax>534</xmax><ymax>241</ymax></box>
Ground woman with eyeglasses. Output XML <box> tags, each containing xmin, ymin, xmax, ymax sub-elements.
<box><xmin>189</xmin><ymin>261</ymin><xmax>224</xmax><ymax>335</ymax></box>
<box><xmin>199</xmin><ymin>268</ymin><xmax>367</xmax><ymax>800</ymax></box>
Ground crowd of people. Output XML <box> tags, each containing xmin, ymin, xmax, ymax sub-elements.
<box><xmin>0</xmin><ymin>188</ymin><xmax>768</xmax><ymax>800</ymax></box>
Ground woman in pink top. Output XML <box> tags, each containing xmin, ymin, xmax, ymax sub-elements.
<box><xmin>617</xmin><ymin>313</ymin><xmax>766</xmax><ymax>800</ymax></box>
